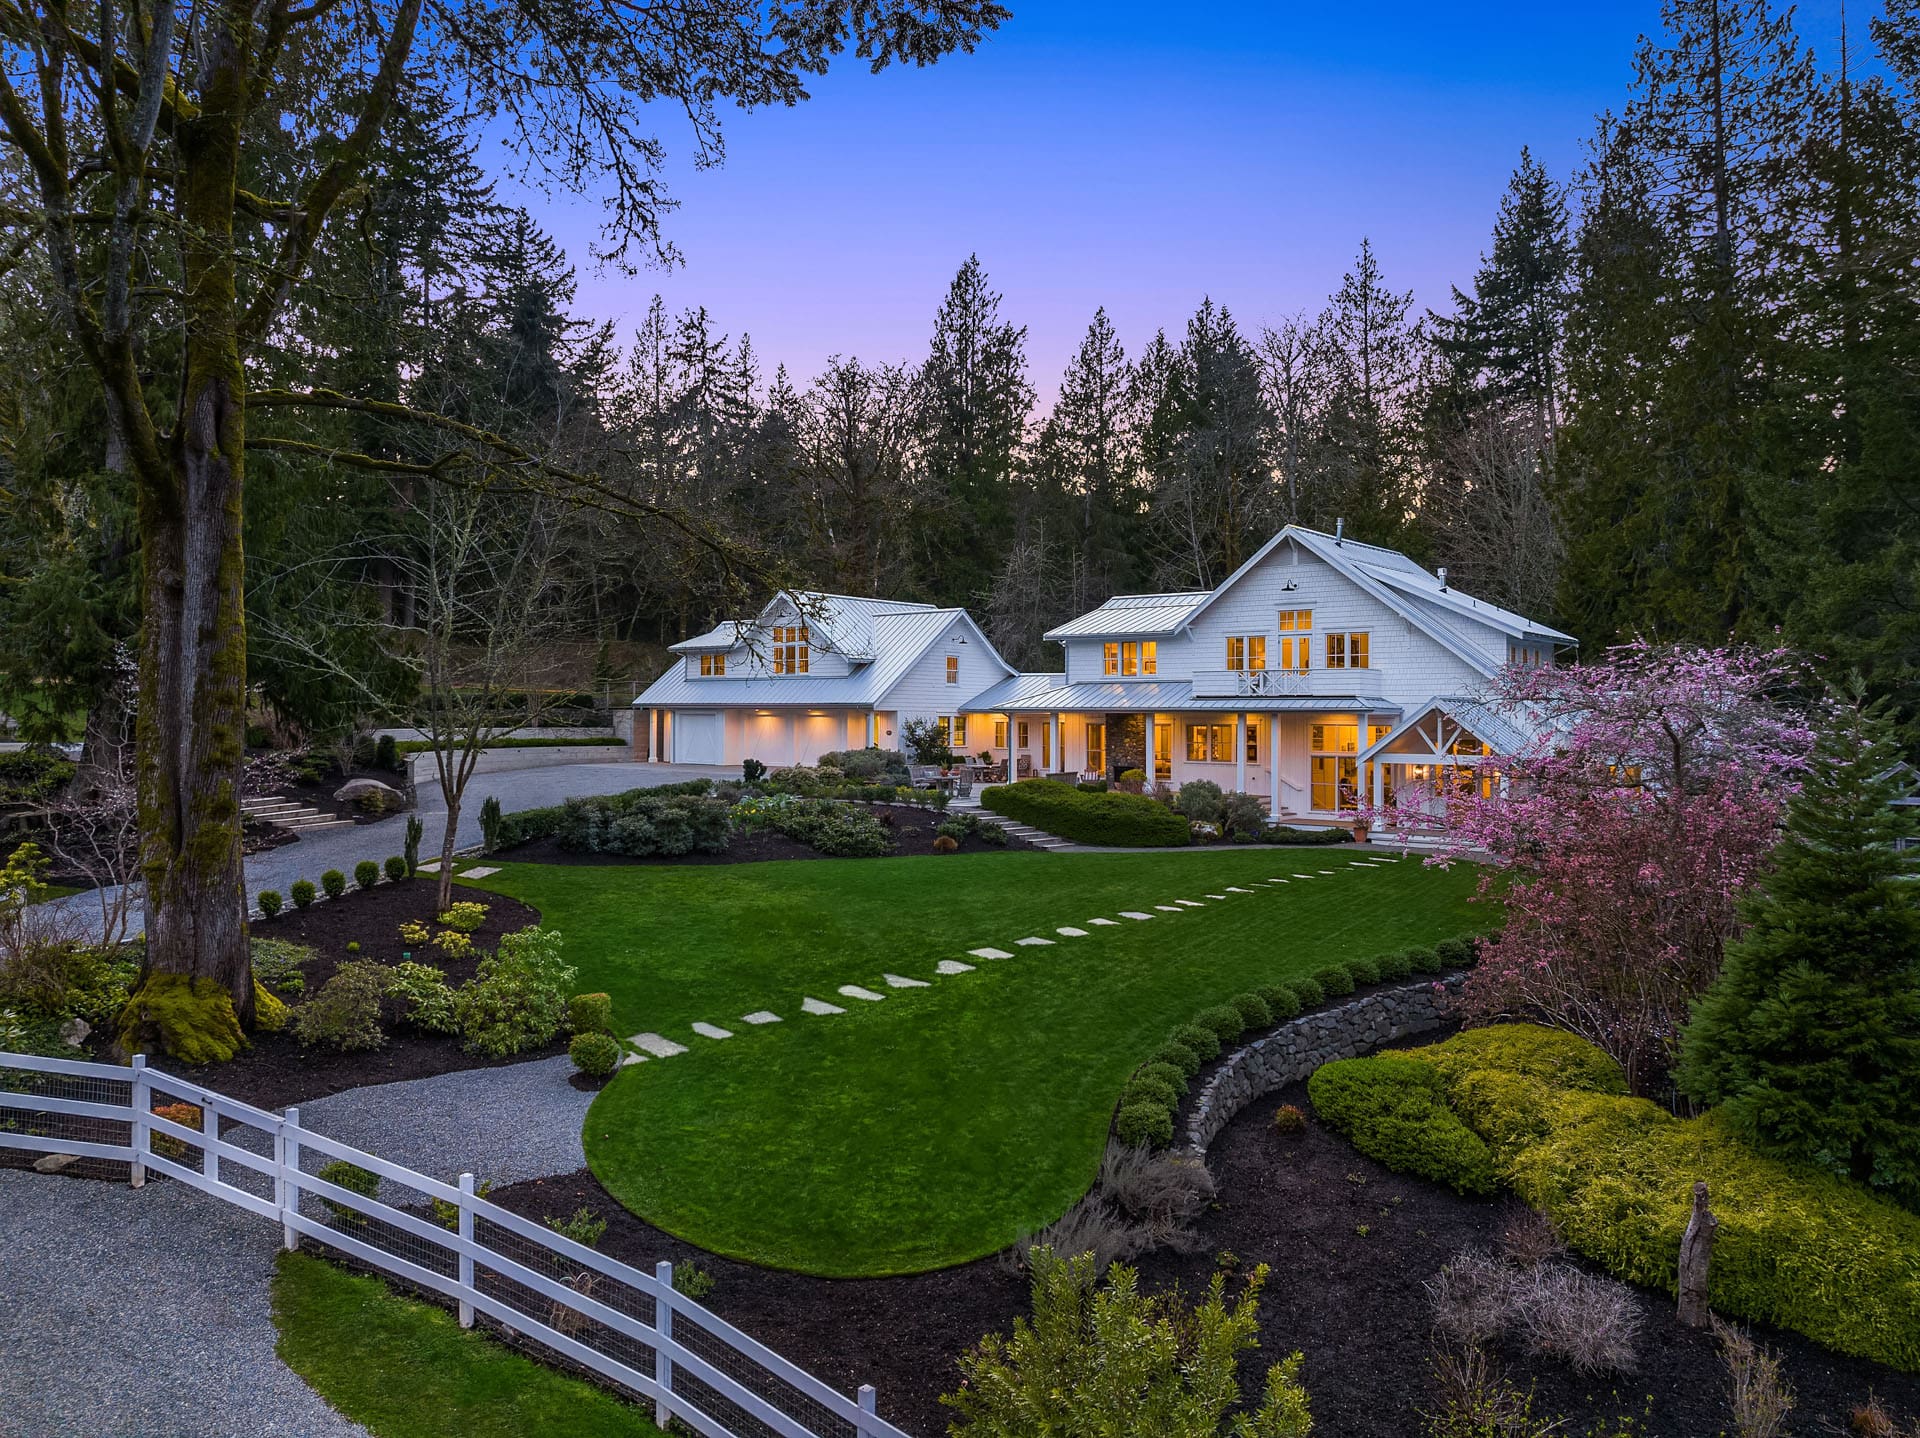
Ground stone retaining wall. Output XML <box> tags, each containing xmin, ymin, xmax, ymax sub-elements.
<box><xmin>1184</xmin><ymin>973</ymin><xmax>1467</xmax><ymax>1154</ymax></box>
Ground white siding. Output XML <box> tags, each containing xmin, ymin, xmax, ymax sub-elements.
<box><xmin>877</xmin><ymin>619</ymin><xmax>1008</xmax><ymax>753</ymax></box>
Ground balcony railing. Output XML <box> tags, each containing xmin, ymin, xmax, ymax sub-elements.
<box><xmin>1189</xmin><ymin>667</ymin><xmax>1368</xmax><ymax>699</ymax></box>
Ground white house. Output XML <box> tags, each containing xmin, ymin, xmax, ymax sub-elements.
<box><xmin>633</xmin><ymin>525</ymin><xmax>1574</xmax><ymax>825</ymax></box>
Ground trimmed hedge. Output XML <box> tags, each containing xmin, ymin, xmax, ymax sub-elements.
<box><xmin>1151</xmin><ymin>1041</ymin><xmax>1202</xmax><ymax>1078</ymax></box>
<box><xmin>1260</xmin><ymin>826</ymin><xmax>1351</xmax><ymax>846</ymax></box>
<box><xmin>1308</xmin><ymin>1055</ymin><xmax>1499</xmax><ymax>1196</ymax></box>
<box><xmin>1115</xmin><ymin>1101</ymin><xmax>1175</xmax><ymax>1148</ymax></box>
<box><xmin>979</xmin><ymin>779</ymin><xmax>1189</xmax><ymax>848</ymax></box>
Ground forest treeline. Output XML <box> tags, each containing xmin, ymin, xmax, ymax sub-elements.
<box><xmin>4</xmin><ymin>0</ymin><xmax>1918</xmax><ymax>737</ymax></box>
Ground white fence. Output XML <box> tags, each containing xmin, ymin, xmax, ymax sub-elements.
<box><xmin>0</xmin><ymin>1049</ymin><xmax>911</xmax><ymax>1438</ymax></box>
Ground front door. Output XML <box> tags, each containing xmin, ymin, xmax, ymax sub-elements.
<box><xmin>1086</xmin><ymin>723</ymin><xmax>1106</xmax><ymax>776</ymax></box>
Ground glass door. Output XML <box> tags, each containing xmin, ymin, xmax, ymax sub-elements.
<box><xmin>1086</xmin><ymin>723</ymin><xmax>1106</xmax><ymax>776</ymax></box>
<box><xmin>1153</xmin><ymin>722</ymin><xmax>1173</xmax><ymax>781</ymax></box>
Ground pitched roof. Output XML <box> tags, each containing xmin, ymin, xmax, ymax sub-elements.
<box><xmin>1357</xmin><ymin>695</ymin><xmax>1542</xmax><ymax>763</ymax></box>
<box><xmin>1042</xmin><ymin>592</ymin><xmax>1211</xmax><ymax>641</ymax></box>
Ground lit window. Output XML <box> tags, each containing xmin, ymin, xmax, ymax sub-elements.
<box><xmin>1278</xmin><ymin>610</ymin><xmax>1312</xmax><ymax>672</ymax></box>
<box><xmin>1226</xmin><ymin>636</ymin><xmax>1267</xmax><ymax>672</ymax></box>
<box><xmin>953</xmin><ymin>715</ymin><xmax>968</xmax><ymax>748</ymax></box>
<box><xmin>1186</xmin><ymin>724</ymin><xmax>1208</xmax><ymax>762</ymax></box>
<box><xmin>1086</xmin><ymin>723</ymin><xmax>1106</xmax><ymax>773</ymax></box>
<box><xmin>1310</xmin><ymin>722</ymin><xmax>1361</xmax><ymax>810</ymax></box>
<box><xmin>1103</xmin><ymin>642</ymin><xmax>1119</xmax><ymax>676</ymax></box>
<box><xmin>772</xmin><ymin>625</ymin><xmax>810</xmax><ymax>675</ymax></box>
<box><xmin>946</xmin><ymin>655</ymin><xmax>959</xmax><ymax>684</ymax></box>
<box><xmin>1017</xmin><ymin>720</ymin><xmax>1029</xmax><ymax>748</ymax></box>
<box><xmin>1121</xmin><ymin>641</ymin><xmax>1157</xmax><ymax>677</ymax></box>
<box><xmin>1326</xmin><ymin>632</ymin><xmax>1369</xmax><ymax>669</ymax></box>
<box><xmin>935</xmin><ymin>717</ymin><xmax>950</xmax><ymax>747</ymax></box>
<box><xmin>1143</xmin><ymin>641</ymin><xmax>1157</xmax><ymax>675</ymax></box>
<box><xmin>993</xmin><ymin>719</ymin><xmax>1007</xmax><ymax>747</ymax></box>
<box><xmin>698</xmin><ymin>654</ymin><xmax>726</xmax><ymax>676</ymax></box>
<box><xmin>1245</xmin><ymin>723</ymin><xmax>1259</xmax><ymax>763</ymax></box>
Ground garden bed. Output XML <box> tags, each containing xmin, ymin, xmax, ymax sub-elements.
<box><xmin>169</xmin><ymin>878</ymin><xmax>554</xmax><ymax>1110</ymax></box>
<box><xmin>498</xmin><ymin>802</ymin><xmax>1032</xmax><ymax>866</ymax></box>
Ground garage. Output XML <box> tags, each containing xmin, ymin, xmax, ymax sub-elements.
<box><xmin>671</xmin><ymin>710</ymin><xmax>725</xmax><ymax>765</ymax></box>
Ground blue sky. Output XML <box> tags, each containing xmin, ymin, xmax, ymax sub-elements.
<box><xmin>514</xmin><ymin>1</ymin><xmax>1866</xmax><ymax>401</ymax></box>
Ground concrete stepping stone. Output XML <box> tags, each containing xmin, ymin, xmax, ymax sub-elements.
<box><xmin>1319</xmin><ymin>869</ymin><xmax>1339</xmax><ymax>874</ymax></box>
<box><xmin>1206</xmin><ymin>893</ymin><xmax>1228</xmax><ymax>900</ymax></box>
<box><xmin>459</xmin><ymin>865</ymin><xmax>500</xmax><ymax>879</ymax></box>
<box><xmin>1015</xmin><ymin>936</ymin><xmax>1055</xmax><ymax>947</ymax></box>
<box><xmin>1154</xmin><ymin>904</ymin><xmax>1182</xmax><ymax>912</ymax></box>
<box><xmin>1090</xmin><ymin>917</ymin><xmax>1119</xmax><ymax>926</ymax></box>
<box><xmin>1056</xmin><ymin>926</ymin><xmax>1089</xmax><ymax>937</ymax></box>
<box><xmin>1292</xmin><ymin>873</ymin><xmax>1314</xmax><ymax>879</ymax></box>
<box><xmin>883</xmin><ymin>973</ymin><xmax>930</xmax><ymax>988</ymax></box>
<box><xmin>1121</xmin><ymin>911</ymin><xmax>1154</xmax><ymax>920</ymax></box>
<box><xmin>936</xmin><ymin>960</ymin><xmax>976</xmax><ymax>975</ymax></box>
<box><xmin>621</xmin><ymin>1052</ymin><xmax>647</xmax><ymax>1067</ymax></box>
<box><xmin>801</xmin><ymin>997</ymin><xmax>845</xmax><ymax>1015</ymax></box>
<box><xmin>838</xmin><ymin>985</ymin><xmax>885</xmax><ymax>1001</ymax></box>
<box><xmin>740</xmin><ymin>1011</ymin><xmax>782</xmax><ymax>1025</ymax></box>
<box><xmin>631</xmin><ymin>1032</ymin><xmax>687</xmax><ymax>1058</ymax></box>
<box><xmin>1175</xmin><ymin>899</ymin><xmax>1205</xmax><ymax>907</ymax></box>
<box><xmin>1227</xmin><ymin>886</ymin><xmax>1254</xmax><ymax>893</ymax></box>
<box><xmin>416</xmin><ymin>862</ymin><xmax>440</xmax><ymax>874</ymax></box>
<box><xmin>969</xmin><ymin>947</ymin><xmax>1014</xmax><ymax>960</ymax></box>
<box><xmin>691</xmin><ymin>1022</ymin><xmax>733</xmax><ymax>1040</ymax></box>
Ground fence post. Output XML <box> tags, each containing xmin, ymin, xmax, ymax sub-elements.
<box><xmin>128</xmin><ymin>1054</ymin><xmax>148</xmax><ymax>1189</ymax></box>
<box><xmin>457</xmin><ymin>1172</ymin><xmax>475</xmax><ymax>1328</ymax></box>
<box><xmin>654</xmin><ymin>1260</ymin><xmax>674</xmax><ymax>1428</ymax></box>
<box><xmin>282</xmin><ymin>1105</ymin><xmax>301</xmax><ymax>1252</ymax></box>
<box><xmin>200</xmin><ymin>1093</ymin><xmax>219</xmax><ymax>1184</ymax></box>
<box><xmin>858</xmin><ymin>1384</ymin><xmax>878</xmax><ymax>1435</ymax></box>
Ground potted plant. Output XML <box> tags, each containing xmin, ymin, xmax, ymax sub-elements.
<box><xmin>1351</xmin><ymin>819</ymin><xmax>1370</xmax><ymax>843</ymax></box>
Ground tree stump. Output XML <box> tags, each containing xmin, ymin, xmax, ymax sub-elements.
<box><xmin>1679</xmin><ymin>1180</ymin><xmax>1717</xmax><ymax>1327</ymax></box>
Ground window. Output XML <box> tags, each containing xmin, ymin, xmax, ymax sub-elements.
<box><xmin>1041</xmin><ymin>722</ymin><xmax>1051</xmax><ymax>769</ymax></box>
<box><xmin>1017</xmin><ymin>720</ymin><xmax>1030</xmax><ymax>748</ymax></box>
<box><xmin>1154</xmin><ymin>721</ymin><xmax>1173</xmax><ymax>780</ymax></box>
<box><xmin>1185</xmin><ymin>724</ymin><xmax>1208</xmax><ymax>762</ymax></box>
<box><xmin>1185</xmin><ymin>723</ymin><xmax>1243</xmax><ymax>763</ymax></box>
<box><xmin>698</xmin><ymin>654</ymin><xmax>726</xmax><ymax>676</ymax></box>
<box><xmin>1310</xmin><ymin>721</ymin><xmax>1360</xmax><ymax>811</ymax></box>
<box><xmin>1103</xmin><ymin>642</ymin><xmax>1120</xmax><ymax>676</ymax></box>
<box><xmin>1120</xmin><ymin>641</ymin><xmax>1157</xmax><ymax>677</ymax></box>
<box><xmin>1245</xmin><ymin>722</ymin><xmax>1259</xmax><ymax>763</ymax></box>
<box><xmin>772</xmin><ymin>625</ymin><xmax>809</xmax><ymax>674</ymax></box>
<box><xmin>1086</xmin><ymin>723</ymin><xmax>1106</xmax><ymax>774</ymax></box>
<box><xmin>1277</xmin><ymin>609</ymin><xmax>1312</xmax><ymax>672</ymax></box>
<box><xmin>935</xmin><ymin>717</ymin><xmax>950</xmax><ymax>747</ymax></box>
<box><xmin>1226</xmin><ymin>636</ymin><xmax>1267</xmax><ymax>672</ymax></box>
<box><xmin>1325</xmin><ymin>632</ymin><xmax>1369</xmax><ymax>669</ymax></box>
<box><xmin>952</xmin><ymin>715</ymin><xmax>968</xmax><ymax>749</ymax></box>
<box><xmin>993</xmin><ymin>719</ymin><xmax>1007</xmax><ymax>748</ymax></box>
<box><xmin>946</xmin><ymin>655</ymin><xmax>959</xmax><ymax>684</ymax></box>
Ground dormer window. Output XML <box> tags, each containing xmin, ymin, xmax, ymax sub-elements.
<box><xmin>772</xmin><ymin>625</ymin><xmax>810</xmax><ymax>675</ymax></box>
<box><xmin>698</xmin><ymin>654</ymin><xmax>726</xmax><ymax>677</ymax></box>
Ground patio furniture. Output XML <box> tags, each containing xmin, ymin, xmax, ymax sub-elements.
<box><xmin>1016</xmin><ymin>755</ymin><xmax>1034</xmax><ymax>779</ymax></box>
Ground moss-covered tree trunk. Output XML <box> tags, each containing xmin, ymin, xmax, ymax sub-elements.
<box><xmin>134</xmin><ymin>15</ymin><xmax>254</xmax><ymax>1027</ymax></box>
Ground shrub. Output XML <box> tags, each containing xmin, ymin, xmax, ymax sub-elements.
<box><xmin>257</xmin><ymin>889</ymin><xmax>283</xmax><ymax>919</ymax></box>
<box><xmin>1151</xmin><ymin>1040</ymin><xmax>1203</xmax><ymax>1079</ymax></box>
<box><xmin>375</xmin><ymin>733</ymin><xmax>399</xmax><ymax>771</ymax></box>
<box><xmin>672</xmin><ymin>1263</ymin><xmax>717</xmax><ymax>1300</ymax></box>
<box><xmin>550</xmin><ymin>789</ymin><xmax>731</xmax><ymax>857</ymax></box>
<box><xmin>1272</xmin><ymin>1104</ymin><xmax>1307</xmax><ymax>1135</ymax></box>
<box><xmin>760</xmin><ymin>798</ymin><xmax>893</xmax><ymax>858</ymax></box>
<box><xmin>1258</xmin><ymin>983</ymin><xmax>1302</xmax><ymax>1020</ymax></box>
<box><xmin>1170</xmin><ymin>1023</ymin><xmax>1221</xmax><ymax>1061</ymax></box>
<box><xmin>545</xmin><ymin>1206</ymin><xmax>608</xmax><ymax>1250</ymax></box>
<box><xmin>291</xmin><ymin>962</ymin><xmax>388</xmax><ymax>1051</ymax></box>
<box><xmin>290</xmin><ymin>880</ymin><xmax>316</xmax><ymax>909</ymax></box>
<box><xmin>1315</xmin><ymin>964</ymin><xmax>1356</xmax><ymax>998</ymax></box>
<box><xmin>1136</xmin><ymin>1061</ymin><xmax>1189</xmax><ymax>1100</ymax></box>
<box><xmin>149</xmin><ymin>1101</ymin><xmax>203</xmax><ymax>1161</ymax></box>
<box><xmin>1191</xmin><ymin>1004</ymin><xmax>1245</xmax><ymax>1044</ymax></box>
<box><xmin>383</xmin><ymin>855</ymin><xmax>406</xmax><ymax>883</ymax></box>
<box><xmin>250</xmin><ymin>937</ymin><xmax>314</xmax><ymax>997</ymax></box>
<box><xmin>437</xmin><ymin>901</ymin><xmax>488</xmax><ymax>933</ymax></box>
<box><xmin>1219</xmin><ymin>792</ymin><xmax>1268</xmax><ymax>837</ymax></box>
<box><xmin>1377</xmin><ymin>950</ymin><xmax>1415</xmax><ymax>981</ymax></box>
<box><xmin>320</xmin><ymin>869</ymin><xmax>346</xmax><ymax>901</ymax></box>
<box><xmin>932</xmin><ymin>834</ymin><xmax>959</xmax><ymax>854</ymax></box>
<box><xmin>318</xmin><ymin>1159</ymin><xmax>381</xmax><ymax>1225</ymax></box>
<box><xmin>1424</xmin><ymin>1249</ymin><xmax>1642</xmax><ymax>1376</ymax></box>
<box><xmin>397</xmin><ymin>919</ymin><xmax>431</xmax><ymax>947</ymax></box>
<box><xmin>569</xmin><ymin>1031</ymin><xmax>622</xmax><ymax>1078</ymax></box>
<box><xmin>1291</xmin><ymin>976</ymin><xmax>1325</xmax><ymax>1007</ymax></box>
<box><xmin>1407</xmin><ymin>945</ymin><xmax>1443</xmax><ymax>974</ymax></box>
<box><xmin>385</xmin><ymin>962</ymin><xmax>457</xmax><ymax>1033</ymax></box>
<box><xmin>945</xmin><ymin>1249</ymin><xmax>1312</xmax><ymax>1438</ymax></box>
<box><xmin>354</xmin><ymin>860</ymin><xmax>380</xmax><ymax>892</ymax></box>
<box><xmin>742</xmin><ymin>757</ymin><xmax>767</xmax><ymax>785</ymax></box>
<box><xmin>433</xmin><ymin>930</ymin><xmax>474</xmax><ymax>960</ymax></box>
<box><xmin>453</xmin><ymin>926</ymin><xmax>575</xmax><ymax>1058</ymax></box>
<box><xmin>1114</xmin><ymin>1100</ymin><xmax>1175</xmax><ymax>1149</ymax></box>
<box><xmin>1124</xmin><ymin>1073</ymin><xmax>1181</xmax><ymax>1111</ymax></box>
<box><xmin>1175</xmin><ymin>780</ymin><xmax>1224</xmax><ymax>823</ymax></box>
<box><xmin>1230</xmin><ymin>992</ymin><xmax>1272</xmax><ymax>1029</ymax></box>
<box><xmin>1307</xmin><ymin>1055</ymin><xmax>1499</xmax><ymax>1196</ymax></box>
<box><xmin>346</xmin><ymin>941</ymin><xmax>360</xmax><ymax>953</ymax></box>
<box><xmin>478</xmin><ymin>795</ymin><xmax>503</xmax><ymax>853</ymax></box>
<box><xmin>1261</xmin><ymin>825</ymin><xmax>1350</xmax><ymax>846</ymax></box>
<box><xmin>980</xmin><ymin>779</ymin><xmax>1189</xmax><ymax>847</ymax></box>
<box><xmin>403</xmin><ymin>815</ymin><xmax>423</xmax><ymax>874</ymax></box>
<box><xmin>1348</xmin><ymin>955</ymin><xmax>1382</xmax><ymax>985</ymax></box>
<box><xmin>567</xmin><ymin>992</ymin><xmax>613</xmax><ymax>1035</ymax></box>
<box><xmin>1434</xmin><ymin>936</ymin><xmax>1477</xmax><ymax>969</ymax></box>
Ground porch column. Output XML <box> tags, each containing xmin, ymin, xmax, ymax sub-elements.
<box><xmin>1234</xmin><ymin>713</ymin><xmax>1247</xmax><ymax>794</ymax></box>
<box><xmin>1372</xmin><ymin>754</ymin><xmax>1385</xmax><ymax>828</ymax></box>
<box><xmin>1268</xmin><ymin>715</ymin><xmax>1280</xmax><ymax>817</ymax></box>
<box><xmin>1010</xmin><ymin>712</ymin><xmax>1022</xmax><ymax>779</ymax></box>
<box><xmin>1144</xmin><ymin>713</ymin><xmax>1157</xmax><ymax>789</ymax></box>
<box><xmin>1052</xmin><ymin>712</ymin><xmax>1062</xmax><ymax>776</ymax></box>
<box><xmin>868</xmin><ymin>709</ymin><xmax>877</xmax><ymax>748</ymax></box>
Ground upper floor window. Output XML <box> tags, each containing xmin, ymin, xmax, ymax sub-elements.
<box><xmin>1278</xmin><ymin>609</ymin><xmax>1312</xmax><ymax>672</ymax></box>
<box><xmin>1120</xmin><ymin>641</ymin><xmax>1157</xmax><ymax>677</ymax></box>
<box><xmin>946</xmin><ymin>655</ymin><xmax>959</xmax><ymax>684</ymax></box>
<box><xmin>1226</xmin><ymin>636</ymin><xmax>1267</xmax><ymax>672</ymax></box>
<box><xmin>772</xmin><ymin>625</ymin><xmax>809</xmax><ymax>675</ymax></box>
<box><xmin>1103</xmin><ymin>642</ymin><xmax>1119</xmax><ymax>676</ymax></box>
<box><xmin>698</xmin><ymin>654</ymin><xmax>726</xmax><ymax>677</ymax></box>
<box><xmin>1325</xmin><ymin>632</ymin><xmax>1370</xmax><ymax>669</ymax></box>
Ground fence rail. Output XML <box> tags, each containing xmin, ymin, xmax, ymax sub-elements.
<box><xmin>0</xmin><ymin>1048</ymin><xmax>909</xmax><ymax>1438</ymax></box>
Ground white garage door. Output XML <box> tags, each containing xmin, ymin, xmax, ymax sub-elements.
<box><xmin>673</xmin><ymin>711</ymin><xmax>725</xmax><ymax>766</ymax></box>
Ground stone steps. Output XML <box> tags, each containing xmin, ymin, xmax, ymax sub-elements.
<box><xmin>242</xmin><ymin>797</ymin><xmax>355</xmax><ymax>833</ymax></box>
<box><xmin>993</xmin><ymin>820</ymin><xmax>1072</xmax><ymax>851</ymax></box>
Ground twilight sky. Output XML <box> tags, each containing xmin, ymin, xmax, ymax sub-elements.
<box><xmin>511</xmin><ymin>1</ymin><xmax>1865</xmax><ymax>402</ymax></box>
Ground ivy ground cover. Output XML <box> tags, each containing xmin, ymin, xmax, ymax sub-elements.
<box><xmin>470</xmin><ymin>850</ymin><xmax>1482</xmax><ymax>1275</ymax></box>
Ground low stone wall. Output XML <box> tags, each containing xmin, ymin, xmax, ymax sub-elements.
<box><xmin>404</xmin><ymin>743</ymin><xmax>628</xmax><ymax>782</ymax></box>
<box><xmin>1184</xmin><ymin>973</ymin><xmax>1467</xmax><ymax>1154</ymax></box>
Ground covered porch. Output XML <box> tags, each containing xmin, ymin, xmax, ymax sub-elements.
<box><xmin>1356</xmin><ymin>697</ymin><xmax>1529</xmax><ymax>832</ymax></box>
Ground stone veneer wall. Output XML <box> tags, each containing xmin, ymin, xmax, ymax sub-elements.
<box><xmin>1184</xmin><ymin>973</ymin><xmax>1467</xmax><ymax>1155</ymax></box>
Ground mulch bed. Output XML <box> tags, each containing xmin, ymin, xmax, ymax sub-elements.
<box><xmin>502</xmin><ymin>802</ymin><xmax>1034</xmax><ymax>867</ymax></box>
<box><xmin>165</xmin><ymin>877</ymin><xmax>556</xmax><ymax>1111</ymax></box>
<box><xmin>491</xmin><ymin>1090</ymin><xmax>1920</xmax><ymax>1438</ymax></box>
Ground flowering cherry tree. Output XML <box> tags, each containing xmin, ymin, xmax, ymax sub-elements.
<box><xmin>1434</xmin><ymin>641</ymin><xmax>1817</xmax><ymax>1094</ymax></box>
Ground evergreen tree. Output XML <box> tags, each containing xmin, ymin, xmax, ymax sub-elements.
<box><xmin>1040</xmin><ymin>308</ymin><xmax>1142</xmax><ymax>611</ymax></box>
<box><xmin>1310</xmin><ymin>240</ymin><xmax>1419</xmax><ymax>549</ymax></box>
<box><xmin>1677</xmin><ymin>700</ymin><xmax>1920</xmax><ymax>1208</ymax></box>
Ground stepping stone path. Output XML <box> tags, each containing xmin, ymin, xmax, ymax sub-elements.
<box><xmin>1206</xmin><ymin>893</ymin><xmax>1228</xmax><ymax>900</ymax></box>
<box><xmin>801</xmin><ymin>997</ymin><xmax>845</xmax><ymax>1015</ymax></box>
<box><xmin>1154</xmin><ymin>904</ymin><xmax>1182</xmax><ymax>912</ymax></box>
<box><xmin>741</xmin><ymin>1011</ymin><xmax>782</xmax><ymax>1025</ymax></box>
<box><xmin>691</xmin><ymin>1022</ymin><xmax>733</xmax><ymax>1040</ymax></box>
<box><xmin>1090</xmin><ymin>917</ymin><xmax>1119</xmax><ymax>926</ymax></box>
<box><xmin>837</xmin><ymin>985</ymin><xmax>885</xmax><ymax>1002</ymax></box>
<box><xmin>631</xmin><ymin>1032</ymin><xmax>688</xmax><ymax>1058</ymax></box>
<box><xmin>1175</xmin><ymin>899</ymin><xmax>1205</xmax><ymax>908</ymax></box>
<box><xmin>883</xmin><ymin>973</ymin><xmax>930</xmax><ymax>988</ymax></box>
<box><xmin>1122</xmin><ymin>911</ymin><xmax>1154</xmax><ymax>920</ymax></box>
<box><xmin>1015</xmin><ymin>936</ymin><xmax>1054</xmax><ymax>947</ymax></box>
<box><xmin>936</xmin><ymin>960</ymin><xmax>976</xmax><ymax>975</ymax></box>
<box><xmin>459</xmin><ymin>865</ymin><xmax>500</xmax><ymax>879</ymax></box>
<box><xmin>1319</xmin><ymin>869</ymin><xmax>1339</xmax><ymax>875</ymax></box>
<box><xmin>416</xmin><ymin>862</ymin><xmax>440</xmax><ymax>874</ymax></box>
<box><xmin>1056</xmin><ymin>926</ymin><xmax>1089</xmax><ymax>937</ymax></box>
<box><xmin>1228</xmin><ymin>886</ymin><xmax>1254</xmax><ymax>893</ymax></box>
<box><xmin>970</xmin><ymin>947</ymin><xmax>1014</xmax><ymax>960</ymax></box>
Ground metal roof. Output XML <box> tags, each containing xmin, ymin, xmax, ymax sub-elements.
<box><xmin>960</xmin><ymin>676</ymin><xmax>1397</xmax><ymax>715</ymax></box>
<box><xmin>1357</xmin><ymin>695</ymin><xmax>1541</xmax><ymax>763</ymax></box>
<box><xmin>1042</xmin><ymin>592</ymin><xmax>1211</xmax><ymax>641</ymax></box>
<box><xmin>667</xmin><ymin>622</ymin><xmax>746</xmax><ymax>654</ymax></box>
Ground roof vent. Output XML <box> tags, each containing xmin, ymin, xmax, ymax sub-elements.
<box><xmin>1334</xmin><ymin>518</ymin><xmax>1345</xmax><ymax>544</ymax></box>
<box><xmin>1437</xmin><ymin>567</ymin><xmax>1449</xmax><ymax>591</ymax></box>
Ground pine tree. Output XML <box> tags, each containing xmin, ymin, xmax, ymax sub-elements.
<box><xmin>1041</xmin><ymin>308</ymin><xmax>1142</xmax><ymax>611</ymax></box>
<box><xmin>1677</xmin><ymin>700</ymin><xmax>1920</xmax><ymax>1207</ymax></box>
<box><xmin>1310</xmin><ymin>241</ymin><xmax>1418</xmax><ymax>550</ymax></box>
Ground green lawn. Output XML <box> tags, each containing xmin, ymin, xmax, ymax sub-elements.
<box><xmin>470</xmin><ymin>849</ymin><xmax>1484</xmax><ymax>1276</ymax></box>
<box><xmin>272</xmin><ymin>1251</ymin><xmax>664</xmax><ymax>1438</ymax></box>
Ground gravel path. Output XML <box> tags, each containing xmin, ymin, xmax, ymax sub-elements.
<box><xmin>0</xmin><ymin>1170</ymin><xmax>368</xmax><ymax>1438</ymax></box>
<box><xmin>297</xmin><ymin>1054</ymin><xmax>594</xmax><ymax>1191</ymax></box>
